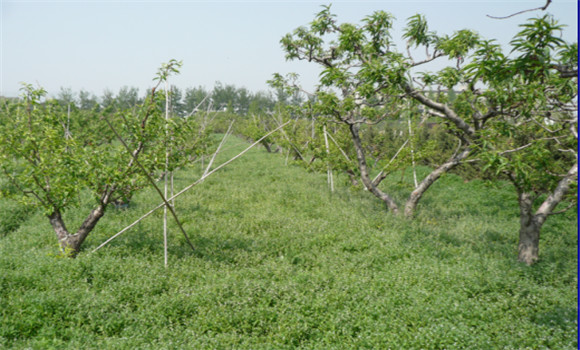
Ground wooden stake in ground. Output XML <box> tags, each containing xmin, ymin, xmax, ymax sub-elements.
<box><xmin>92</xmin><ymin>121</ymin><xmax>291</xmax><ymax>253</ymax></box>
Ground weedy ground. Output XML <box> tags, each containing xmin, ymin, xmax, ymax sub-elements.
<box><xmin>0</xmin><ymin>136</ymin><xmax>577</xmax><ymax>349</ymax></box>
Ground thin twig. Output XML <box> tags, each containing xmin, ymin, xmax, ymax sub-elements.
<box><xmin>547</xmin><ymin>201</ymin><xmax>577</xmax><ymax>216</ymax></box>
<box><xmin>487</xmin><ymin>0</ymin><xmax>551</xmax><ymax>19</ymax></box>
<box><xmin>499</xmin><ymin>143</ymin><xmax>533</xmax><ymax>156</ymax></box>
<box><xmin>272</xmin><ymin>115</ymin><xmax>306</xmax><ymax>162</ymax></box>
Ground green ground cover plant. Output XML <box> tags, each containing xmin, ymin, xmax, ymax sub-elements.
<box><xmin>0</xmin><ymin>136</ymin><xmax>576</xmax><ymax>349</ymax></box>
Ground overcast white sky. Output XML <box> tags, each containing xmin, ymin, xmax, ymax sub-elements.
<box><xmin>1</xmin><ymin>0</ymin><xmax>577</xmax><ymax>98</ymax></box>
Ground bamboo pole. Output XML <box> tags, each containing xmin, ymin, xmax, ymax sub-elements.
<box><xmin>92</xmin><ymin>121</ymin><xmax>291</xmax><ymax>253</ymax></box>
<box><xmin>272</xmin><ymin>114</ymin><xmax>306</xmax><ymax>162</ymax></box>
<box><xmin>66</xmin><ymin>104</ymin><xmax>71</xmax><ymax>139</ymax></box>
<box><xmin>164</xmin><ymin>82</ymin><xmax>170</xmax><ymax>267</ymax></box>
<box><xmin>323</xmin><ymin>125</ymin><xmax>334</xmax><ymax>192</ymax></box>
<box><xmin>203</xmin><ymin>120</ymin><xmax>234</xmax><ymax>178</ymax></box>
<box><xmin>408</xmin><ymin>115</ymin><xmax>418</xmax><ymax>189</ymax></box>
<box><xmin>372</xmin><ymin>113</ymin><xmax>429</xmax><ymax>184</ymax></box>
<box><xmin>101</xmin><ymin>116</ymin><xmax>195</xmax><ymax>252</ymax></box>
<box><xmin>372</xmin><ymin>139</ymin><xmax>409</xmax><ymax>184</ymax></box>
<box><xmin>325</xmin><ymin>130</ymin><xmax>351</xmax><ymax>162</ymax></box>
<box><xmin>186</xmin><ymin>93</ymin><xmax>211</xmax><ymax>117</ymax></box>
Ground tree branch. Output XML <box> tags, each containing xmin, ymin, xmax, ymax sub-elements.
<box><xmin>103</xmin><ymin>115</ymin><xmax>196</xmax><ymax>252</ymax></box>
<box><xmin>403</xmin><ymin>83</ymin><xmax>476</xmax><ymax>138</ymax></box>
<box><xmin>547</xmin><ymin>201</ymin><xmax>577</xmax><ymax>216</ymax></box>
<box><xmin>486</xmin><ymin>0</ymin><xmax>552</xmax><ymax>19</ymax></box>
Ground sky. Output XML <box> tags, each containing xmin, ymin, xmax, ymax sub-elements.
<box><xmin>1</xmin><ymin>0</ymin><xmax>577</xmax><ymax>99</ymax></box>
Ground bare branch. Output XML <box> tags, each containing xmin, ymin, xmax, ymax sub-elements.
<box><xmin>487</xmin><ymin>0</ymin><xmax>552</xmax><ymax>19</ymax></box>
<box><xmin>535</xmin><ymin>162</ymin><xmax>578</xmax><ymax>224</ymax></box>
<box><xmin>499</xmin><ymin>143</ymin><xmax>533</xmax><ymax>156</ymax></box>
<box><xmin>403</xmin><ymin>83</ymin><xmax>476</xmax><ymax>138</ymax></box>
<box><xmin>2</xmin><ymin>168</ymin><xmax>48</xmax><ymax>207</ymax></box>
<box><xmin>552</xmin><ymin>64</ymin><xmax>578</xmax><ymax>79</ymax></box>
<box><xmin>410</xmin><ymin>52</ymin><xmax>445</xmax><ymax>67</ymax></box>
<box><xmin>406</xmin><ymin>41</ymin><xmax>415</xmax><ymax>65</ymax></box>
<box><xmin>547</xmin><ymin>201</ymin><xmax>577</xmax><ymax>216</ymax></box>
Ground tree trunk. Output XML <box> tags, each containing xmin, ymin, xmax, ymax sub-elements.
<box><xmin>516</xmin><ymin>162</ymin><xmax>577</xmax><ymax>265</ymax></box>
<box><xmin>349</xmin><ymin>123</ymin><xmax>399</xmax><ymax>214</ymax></box>
<box><xmin>517</xmin><ymin>192</ymin><xmax>541</xmax><ymax>265</ymax></box>
<box><xmin>404</xmin><ymin>147</ymin><xmax>471</xmax><ymax>217</ymax></box>
<box><xmin>260</xmin><ymin>140</ymin><xmax>272</xmax><ymax>153</ymax></box>
<box><xmin>49</xmin><ymin>205</ymin><xmax>106</xmax><ymax>257</ymax></box>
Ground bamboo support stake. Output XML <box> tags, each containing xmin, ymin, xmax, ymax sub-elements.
<box><xmin>203</xmin><ymin>120</ymin><xmax>234</xmax><ymax>178</ymax></box>
<box><xmin>372</xmin><ymin>139</ymin><xmax>409</xmax><ymax>184</ymax></box>
<box><xmin>272</xmin><ymin>114</ymin><xmax>306</xmax><ymax>162</ymax></box>
<box><xmin>323</xmin><ymin>125</ymin><xmax>334</xmax><ymax>192</ymax></box>
<box><xmin>325</xmin><ymin>130</ymin><xmax>351</xmax><ymax>162</ymax></box>
<box><xmin>407</xmin><ymin>115</ymin><xmax>419</xmax><ymax>188</ymax></box>
<box><xmin>92</xmin><ymin>121</ymin><xmax>291</xmax><ymax>253</ymax></box>
<box><xmin>186</xmin><ymin>93</ymin><xmax>211</xmax><ymax>117</ymax></box>
<box><xmin>164</xmin><ymin>82</ymin><xmax>170</xmax><ymax>267</ymax></box>
<box><xmin>66</xmin><ymin>104</ymin><xmax>71</xmax><ymax>139</ymax></box>
<box><xmin>408</xmin><ymin>115</ymin><xmax>418</xmax><ymax>189</ymax></box>
<box><xmin>102</xmin><ymin>116</ymin><xmax>195</xmax><ymax>253</ymax></box>
<box><xmin>372</xmin><ymin>113</ymin><xmax>429</xmax><ymax>184</ymax></box>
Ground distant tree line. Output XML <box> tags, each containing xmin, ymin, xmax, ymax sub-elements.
<box><xmin>50</xmin><ymin>82</ymin><xmax>304</xmax><ymax>117</ymax></box>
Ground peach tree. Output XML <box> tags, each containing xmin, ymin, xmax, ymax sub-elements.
<box><xmin>0</xmin><ymin>61</ymin><xmax>205</xmax><ymax>256</ymax></box>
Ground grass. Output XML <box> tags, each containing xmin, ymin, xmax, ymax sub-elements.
<box><xmin>0</xmin><ymin>136</ymin><xmax>577</xmax><ymax>349</ymax></box>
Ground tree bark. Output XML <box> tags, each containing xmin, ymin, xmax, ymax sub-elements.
<box><xmin>517</xmin><ymin>162</ymin><xmax>577</xmax><ymax>265</ymax></box>
<box><xmin>404</xmin><ymin>147</ymin><xmax>472</xmax><ymax>217</ymax></box>
<box><xmin>517</xmin><ymin>192</ymin><xmax>541</xmax><ymax>265</ymax></box>
<box><xmin>349</xmin><ymin>123</ymin><xmax>399</xmax><ymax>214</ymax></box>
<box><xmin>403</xmin><ymin>84</ymin><xmax>476</xmax><ymax>139</ymax></box>
<box><xmin>49</xmin><ymin>205</ymin><xmax>106</xmax><ymax>256</ymax></box>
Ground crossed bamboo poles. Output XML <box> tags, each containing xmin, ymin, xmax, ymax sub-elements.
<box><xmin>92</xmin><ymin>119</ymin><xmax>290</xmax><ymax>264</ymax></box>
